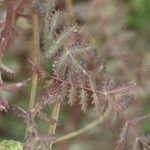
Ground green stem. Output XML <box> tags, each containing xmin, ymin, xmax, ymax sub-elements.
<box><xmin>53</xmin><ymin>105</ymin><xmax>112</xmax><ymax>143</ymax></box>
<box><xmin>48</xmin><ymin>1</ymin><xmax>74</xmax><ymax>149</ymax></box>
<box><xmin>49</xmin><ymin>103</ymin><xmax>61</xmax><ymax>134</ymax></box>
<box><xmin>65</xmin><ymin>0</ymin><xmax>74</xmax><ymax>24</ymax></box>
<box><xmin>49</xmin><ymin>103</ymin><xmax>61</xmax><ymax>149</ymax></box>
<box><xmin>48</xmin><ymin>1</ymin><xmax>75</xmax><ymax>149</ymax></box>
<box><xmin>29</xmin><ymin>13</ymin><xmax>40</xmax><ymax>109</ymax></box>
<box><xmin>0</xmin><ymin>72</ymin><xmax>3</xmax><ymax>84</ymax></box>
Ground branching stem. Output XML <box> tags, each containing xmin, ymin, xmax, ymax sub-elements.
<box><xmin>53</xmin><ymin>105</ymin><xmax>112</xmax><ymax>143</ymax></box>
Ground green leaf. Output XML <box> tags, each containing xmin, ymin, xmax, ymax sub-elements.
<box><xmin>0</xmin><ymin>140</ymin><xmax>23</xmax><ymax>150</ymax></box>
<box><xmin>45</xmin><ymin>25</ymin><xmax>77</xmax><ymax>59</ymax></box>
<box><xmin>0</xmin><ymin>63</ymin><xmax>15</xmax><ymax>77</ymax></box>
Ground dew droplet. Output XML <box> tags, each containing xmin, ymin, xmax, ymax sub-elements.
<box><xmin>73</xmin><ymin>29</ymin><xmax>78</xmax><ymax>33</ymax></box>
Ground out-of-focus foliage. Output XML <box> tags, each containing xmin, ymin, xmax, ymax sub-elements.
<box><xmin>129</xmin><ymin>0</ymin><xmax>150</xmax><ymax>31</ymax></box>
<box><xmin>0</xmin><ymin>0</ymin><xmax>150</xmax><ymax>150</ymax></box>
<box><xmin>0</xmin><ymin>140</ymin><xmax>23</xmax><ymax>150</ymax></box>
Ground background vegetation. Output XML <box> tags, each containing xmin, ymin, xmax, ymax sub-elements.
<box><xmin>0</xmin><ymin>0</ymin><xmax>150</xmax><ymax>149</ymax></box>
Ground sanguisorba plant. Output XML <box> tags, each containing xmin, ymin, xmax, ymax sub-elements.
<box><xmin>0</xmin><ymin>0</ymin><xmax>150</xmax><ymax>150</ymax></box>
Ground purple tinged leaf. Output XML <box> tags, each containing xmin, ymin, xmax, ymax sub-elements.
<box><xmin>79</xmin><ymin>87</ymin><xmax>88</xmax><ymax>113</ymax></box>
<box><xmin>115</xmin><ymin>122</ymin><xmax>129</xmax><ymax>150</ymax></box>
<box><xmin>107</xmin><ymin>83</ymin><xmax>136</xmax><ymax>96</ymax></box>
<box><xmin>0</xmin><ymin>96</ymin><xmax>9</xmax><ymax>112</ymax></box>
<box><xmin>0</xmin><ymin>63</ymin><xmax>15</xmax><ymax>77</ymax></box>
<box><xmin>28</xmin><ymin>59</ymin><xmax>48</xmax><ymax>80</ymax></box>
<box><xmin>68</xmin><ymin>84</ymin><xmax>76</xmax><ymax>106</ymax></box>
<box><xmin>106</xmin><ymin>95</ymin><xmax>124</xmax><ymax>113</ymax></box>
<box><xmin>0</xmin><ymin>80</ymin><xmax>28</xmax><ymax>93</ymax></box>
<box><xmin>130</xmin><ymin>114</ymin><xmax>150</xmax><ymax>125</ymax></box>
<box><xmin>89</xmin><ymin>75</ymin><xmax>101</xmax><ymax>114</ymax></box>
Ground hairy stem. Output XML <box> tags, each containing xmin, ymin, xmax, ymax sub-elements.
<box><xmin>29</xmin><ymin>13</ymin><xmax>40</xmax><ymax>109</ymax></box>
<box><xmin>53</xmin><ymin>105</ymin><xmax>112</xmax><ymax>143</ymax></box>
<box><xmin>65</xmin><ymin>0</ymin><xmax>74</xmax><ymax>24</ymax></box>
<box><xmin>49</xmin><ymin>103</ymin><xmax>61</xmax><ymax>149</ymax></box>
<box><xmin>49</xmin><ymin>1</ymin><xmax>74</xmax><ymax>149</ymax></box>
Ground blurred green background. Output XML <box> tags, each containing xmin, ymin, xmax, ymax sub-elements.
<box><xmin>0</xmin><ymin>0</ymin><xmax>150</xmax><ymax>149</ymax></box>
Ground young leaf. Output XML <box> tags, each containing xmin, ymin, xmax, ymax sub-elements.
<box><xmin>89</xmin><ymin>75</ymin><xmax>101</xmax><ymax>114</ymax></box>
<box><xmin>50</xmin><ymin>11</ymin><xmax>62</xmax><ymax>33</ymax></box>
<box><xmin>28</xmin><ymin>59</ymin><xmax>48</xmax><ymax>80</ymax></box>
<box><xmin>79</xmin><ymin>87</ymin><xmax>88</xmax><ymax>113</ymax></box>
<box><xmin>0</xmin><ymin>80</ymin><xmax>28</xmax><ymax>93</ymax></box>
<box><xmin>0</xmin><ymin>63</ymin><xmax>15</xmax><ymax>77</ymax></box>
<box><xmin>115</xmin><ymin>122</ymin><xmax>129</xmax><ymax>150</ymax></box>
<box><xmin>45</xmin><ymin>25</ymin><xmax>77</xmax><ymax>59</ymax></box>
<box><xmin>0</xmin><ymin>96</ymin><xmax>9</xmax><ymax>112</ymax></box>
<box><xmin>68</xmin><ymin>84</ymin><xmax>76</xmax><ymax>106</ymax></box>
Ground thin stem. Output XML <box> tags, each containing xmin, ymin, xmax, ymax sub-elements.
<box><xmin>49</xmin><ymin>103</ymin><xmax>61</xmax><ymax>149</ymax></box>
<box><xmin>0</xmin><ymin>72</ymin><xmax>3</xmax><ymax>85</ymax></box>
<box><xmin>47</xmin><ymin>74</ymin><xmax>134</xmax><ymax>96</ymax></box>
<box><xmin>49</xmin><ymin>1</ymin><xmax>74</xmax><ymax>149</ymax></box>
<box><xmin>65</xmin><ymin>0</ymin><xmax>74</xmax><ymax>24</ymax></box>
<box><xmin>53</xmin><ymin>105</ymin><xmax>112</xmax><ymax>143</ymax></box>
<box><xmin>49</xmin><ymin>103</ymin><xmax>61</xmax><ymax>134</ymax></box>
<box><xmin>29</xmin><ymin>13</ymin><xmax>40</xmax><ymax>109</ymax></box>
<box><xmin>29</xmin><ymin>74</ymin><xmax>38</xmax><ymax>109</ymax></box>
<box><xmin>49</xmin><ymin>75</ymin><xmax>103</xmax><ymax>95</ymax></box>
